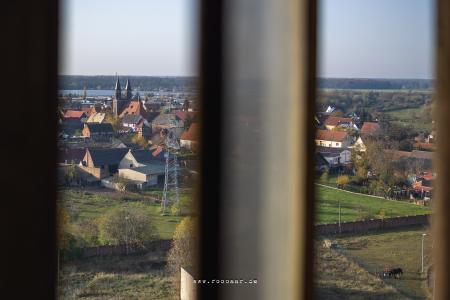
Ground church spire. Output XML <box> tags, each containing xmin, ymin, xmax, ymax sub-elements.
<box><xmin>125</xmin><ymin>78</ymin><xmax>132</xmax><ymax>100</ymax></box>
<box><xmin>114</xmin><ymin>74</ymin><xmax>122</xmax><ymax>100</ymax></box>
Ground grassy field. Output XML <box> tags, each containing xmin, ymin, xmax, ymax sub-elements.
<box><xmin>58</xmin><ymin>252</ymin><xmax>177</xmax><ymax>299</ymax></box>
<box><xmin>315</xmin><ymin>242</ymin><xmax>402</xmax><ymax>299</ymax></box>
<box><xmin>326</xmin><ymin>226</ymin><xmax>433</xmax><ymax>299</ymax></box>
<box><xmin>59</xmin><ymin>187</ymin><xmax>191</xmax><ymax>240</ymax></box>
<box><xmin>315</xmin><ymin>185</ymin><xmax>431</xmax><ymax>224</ymax></box>
<box><xmin>385</xmin><ymin>107</ymin><xmax>432</xmax><ymax>131</ymax></box>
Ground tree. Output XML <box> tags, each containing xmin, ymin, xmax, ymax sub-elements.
<box><xmin>319</xmin><ymin>171</ymin><xmax>329</xmax><ymax>184</ymax></box>
<box><xmin>167</xmin><ymin>217</ymin><xmax>196</xmax><ymax>285</ymax></box>
<box><xmin>99</xmin><ymin>206</ymin><xmax>158</xmax><ymax>248</ymax></box>
<box><xmin>131</xmin><ymin>133</ymin><xmax>148</xmax><ymax>149</ymax></box>
<box><xmin>336</xmin><ymin>175</ymin><xmax>350</xmax><ymax>188</ymax></box>
<box><xmin>104</xmin><ymin>112</ymin><xmax>121</xmax><ymax>131</ymax></box>
<box><xmin>377</xmin><ymin>208</ymin><xmax>386</xmax><ymax>220</ymax></box>
<box><xmin>112</xmin><ymin>174</ymin><xmax>132</xmax><ymax>192</ymax></box>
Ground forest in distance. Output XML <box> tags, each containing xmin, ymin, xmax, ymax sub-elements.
<box><xmin>59</xmin><ymin>76</ymin><xmax>433</xmax><ymax>91</ymax></box>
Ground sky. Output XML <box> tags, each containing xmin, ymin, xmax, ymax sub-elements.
<box><xmin>319</xmin><ymin>0</ymin><xmax>435</xmax><ymax>79</ymax></box>
<box><xmin>60</xmin><ymin>0</ymin><xmax>435</xmax><ymax>79</ymax></box>
<box><xmin>60</xmin><ymin>0</ymin><xmax>197</xmax><ymax>76</ymax></box>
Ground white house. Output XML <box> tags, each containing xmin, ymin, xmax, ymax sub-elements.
<box><xmin>315</xmin><ymin>129</ymin><xmax>352</xmax><ymax>148</ymax></box>
<box><xmin>118</xmin><ymin>164</ymin><xmax>166</xmax><ymax>189</ymax></box>
<box><xmin>316</xmin><ymin>147</ymin><xmax>352</xmax><ymax>167</ymax></box>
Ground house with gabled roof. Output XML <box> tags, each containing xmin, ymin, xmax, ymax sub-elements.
<box><xmin>64</xmin><ymin>110</ymin><xmax>87</xmax><ymax>121</ymax></box>
<box><xmin>324</xmin><ymin>116</ymin><xmax>357</xmax><ymax>131</ymax></box>
<box><xmin>119</xmin><ymin>149</ymin><xmax>165</xmax><ymax>169</ymax></box>
<box><xmin>180</xmin><ymin>123</ymin><xmax>199</xmax><ymax>151</ymax></box>
<box><xmin>80</xmin><ymin>148</ymin><xmax>129</xmax><ymax>179</ymax></box>
<box><xmin>86</xmin><ymin>112</ymin><xmax>106</xmax><ymax>124</ymax></box>
<box><xmin>315</xmin><ymin>129</ymin><xmax>352</xmax><ymax>148</ymax></box>
<box><xmin>122</xmin><ymin>114</ymin><xmax>148</xmax><ymax>131</ymax></box>
<box><xmin>118</xmin><ymin>148</ymin><xmax>166</xmax><ymax>188</ymax></box>
<box><xmin>316</xmin><ymin>146</ymin><xmax>352</xmax><ymax>167</ymax></box>
<box><xmin>82</xmin><ymin>123</ymin><xmax>114</xmax><ymax>142</ymax></box>
<box><xmin>360</xmin><ymin>122</ymin><xmax>381</xmax><ymax>137</ymax></box>
<box><xmin>174</xmin><ymin>110</ymin><xmax>197</xmax><ymax>123</ymax></box>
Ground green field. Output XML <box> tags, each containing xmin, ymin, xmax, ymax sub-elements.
<box><xmin>315</xmin><ymin>242</ymin><xmax>401</xmax><ymax>299</ymax></box>
<box><xmin>385</xmin><ymin>107</ymin><xmax>432</xmax><ymax>131</ymax></box>
<box><xmin>315</xmin><ymin>185</ymin><xmax>431</xmax><ymax>224</ymax></box>
<box><xmin>59</xmin><ymin>187</ymin><xmax>190</xmax><ymax>240</ymax></box>
<box><xmin>326</xmin><ymin>226</ymin><xmax>433</xmax><ymax>299</ymax></box>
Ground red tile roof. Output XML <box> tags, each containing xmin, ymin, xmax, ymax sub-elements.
<box><xmin>181</xmin><ymin>123</ymin><xmax>199</xmax><ymax>141</ymax></box>
<box><xmin>64</xmin><ymin>110</ymin><xmax>86</xmax><ymax>119</ymax></box>
<box><xmin>174</xmin><ymin>110</ymin><xmax>196</xmax><ymax>122</ymax></box>
<box><xmin>152</xmin><ymin>146</ymin><xmax>163</xmax><ymax>157</ymax></box>
<box><xmin>360</xmin><ymin>122</ymin><xmax>381</xmax><ymax>135</ymax></box>
<box><xmin>315</xmin><ymin>129</ymin><xmax>348</xmax><ymax>142</ymax></box>
<box><xmin>119</xmin><ymin>100</ymin><xmax>142</xmax><ymax>118</ymax></box>
<box><xmin>387</xmin><ymin>150</ymin><xmax>433</xmax><ymax>160</ymax></box>
<box><xmin>324</xmin><ymin>116</ymin><xmax>353</xmax><ymax>126</ymax></box>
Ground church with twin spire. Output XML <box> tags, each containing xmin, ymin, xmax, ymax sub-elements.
<box><xmin>112</xmin><ymin>75</ymin><xmax>134</xmax><ymax>117</ymax></box>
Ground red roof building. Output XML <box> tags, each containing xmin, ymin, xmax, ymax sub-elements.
<box><xmin>324</xmin><ymin>116</ymin><xmax>353</xmax><ymax>128</ymax></box>
<box><xmin>360</xmin><ymin>122</ymin><xmax>381</xmax><ymax>136</ymax></box>
<box><xmin>64</xmin><ymin>110</ymin><xmax>87</xmax><ymax>120</ymax></box>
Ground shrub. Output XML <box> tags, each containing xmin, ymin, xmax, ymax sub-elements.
<box><xmin>99</xmin><ymin>206</ymin><xmax>158</xmax><ymax>248</ymax></box>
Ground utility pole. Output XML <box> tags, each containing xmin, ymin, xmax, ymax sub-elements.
<box><xmin>161</xmin><ymin>151</ymin><xmax>170</xmax><ymax>215</ymax></box>
<box><xmin>422</xmin><ymin>233</ymin><xmax>427</xmax><ymax>273</ymax></box>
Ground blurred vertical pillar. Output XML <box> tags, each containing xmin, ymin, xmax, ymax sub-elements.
<box><xmin>199</xmin><ymin>0</ymin><xmax>315</xmax><ymax>298</ymax></box>
<box><xmin>434</xmin><ymin>0</ymin><xmax>450</xmax><ymax>299</ymax></box>
<box><xmin>0</xmin><ymin>0</ymin><xmax>57</xmax><ymax>297</ymax></box>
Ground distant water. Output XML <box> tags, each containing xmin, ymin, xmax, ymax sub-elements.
<box><xmin>59</xmin><ymin>90</ymin><xmax>193</xmax><ymax>97</ymax></box>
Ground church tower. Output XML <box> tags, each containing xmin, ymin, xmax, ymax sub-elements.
<box><xmin>112</xmin><ymin>75</ymin><xmax>122</xmax><ymax>117</ymax></box>
<box><xmin>125</xmin><ymin>78</ymin><xmax>132</xmax><ymax>100</ymax></box>
<box><xmin>114</xmin><ymin>75</ymin><xmax>122</xmax><ymax>100</ymax></box>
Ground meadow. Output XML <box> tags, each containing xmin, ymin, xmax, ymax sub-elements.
<box><xmin>328</xmin><ymin>226</ymin><xmax>433</xmax><ymax>299</ymax></box>
<box><xmin>315</xmin><ymin>185</ymin><xmax>431</xmax><ymax>224</ymax></box>
<box><xmin>59</xmin><ymin>187</ymin><xmax>191</xmax><ymax>240</ymax></box>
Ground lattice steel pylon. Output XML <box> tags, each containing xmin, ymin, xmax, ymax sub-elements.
<box><xmin>161</xmin><ymin>130</ymin><xmax>181</xmax><ymax>215</ymax></box>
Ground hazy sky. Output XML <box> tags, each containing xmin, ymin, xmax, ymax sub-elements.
<box><xmin>60</xmin><ymin>0</ymin><xmax>197</xmax><ymax>76</ymax></box>
<box><xmin>319</xmin><ymin>0</ymin><xmax>435</xmax><ymax>79</ymax></box>
<box><xmin>61</xmin><ymin>0</ymin><xmax>435</xmax><ymax>79</ymax></box>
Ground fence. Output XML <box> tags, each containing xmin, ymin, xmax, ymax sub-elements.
<box><xmin>315</xmin><ymin>214</ymin><xmax>430</xmax><ymax>235</ymax></box>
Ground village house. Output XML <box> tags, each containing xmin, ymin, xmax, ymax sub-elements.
<box><xmin>360</xmin><ymin>121</ymin><xmax>381</xmax><ymax>138</ymax></box>
<box><xmin>119</xmin><ymin>148</ymin><xmax>165</xmax><ymax>169</ymax></box>
<box><xmin>79</xmin><ymin>148</ymin><xmax>129</xmax><ymax>179</ymax></box>
<box><xmin>122</xmin><ymin>114</ymin><xmax>148</xmax><ymax>131</ymax></box>
<box><xmin>58</xmin><ymin>148</ymin><xmax>86</xmax><ymax>165</ymax></box>
<box><xmin>117</xmin><ymin>148</ymin><xmax>166</xmax><ymax>189</ymax></box>
<box><xmin>323</xmin><ymin>116</ymin><xmax>357</xmax><ymax>131</ymax></box>
<box><xmin>82</xmin><ymin>123</ymin><xmax>114</xmax><ymax>142</ymax></box>
<box><xmin>174</xmin><ymin>110</ymin><xmax>197</xmax><ymax>123</ymax></box>
<box><xmin>151</xmin><ymin>113</ymin><xmax>184</xmax><ymax>132</ymax></box>
<box><xmin>180</xmin><ymin>123</ymin><xmax>199</xmax><ymax>151</ymax></box>
<box><xmin>136</xmin><ymin>122</ymin><xmax>152</xmax><ymax>139</ymax></box>
<box><xmin>316</xmin><ymin>146</ymin><xmax>352</xmax><ymax>168</ymax></box>
<box><xmin>64</xmin><ymin>110</ymin><xmax>87</xmax><ymax>122</ymax></box>
<box><xmin>118</xmin><ymin>164</ymin><xmax>166</xmax><ymax>189</ymax></box>
<box><xmin>86</xmin><ymin>112</ymin><xmax>106</xmax><ymax>123</ymax></box>
<box><xmin>315</xmin><ymin>129</ymin><xmax>352</xmax><ymax>148</ymax></box>
<box><xmin>351</xmin><ymin>136</ymin><xmax>367</xmax><ymax>152</ymax></box>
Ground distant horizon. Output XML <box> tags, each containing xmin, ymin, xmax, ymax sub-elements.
<box><xmin>59</xmin><ymin>74</ymin><xmax>434</xmax><ymax>81</ymax></box>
